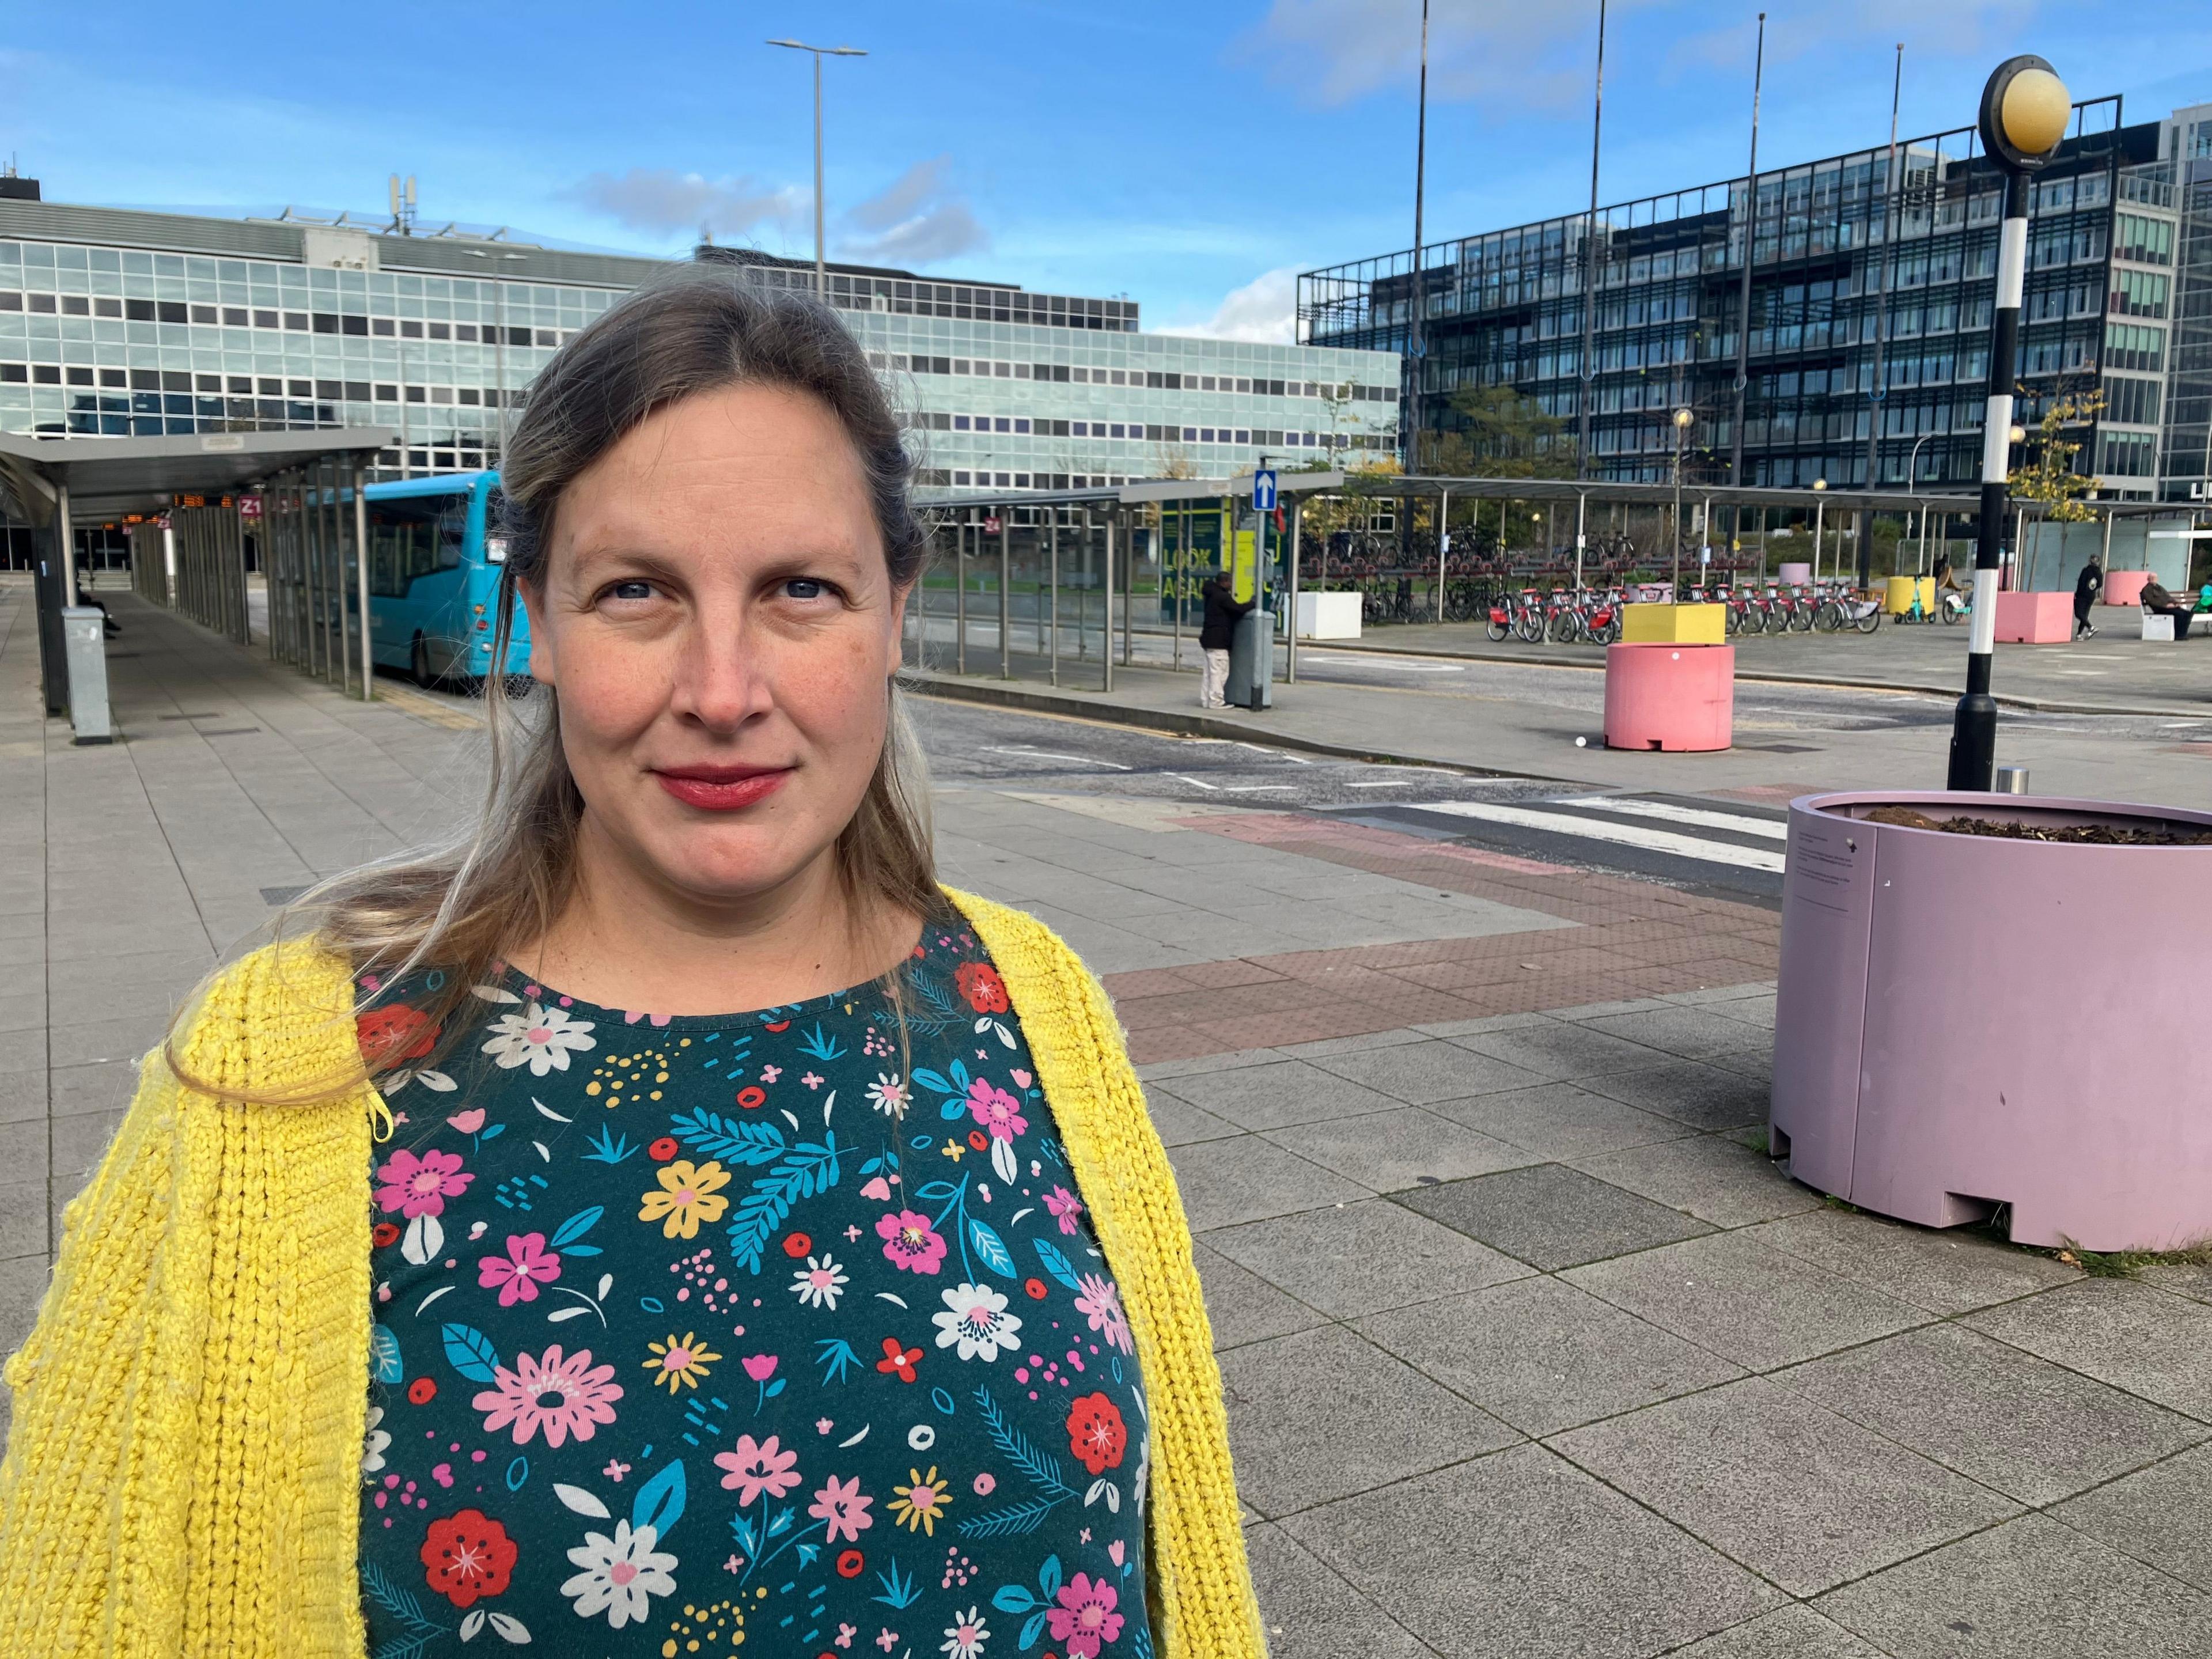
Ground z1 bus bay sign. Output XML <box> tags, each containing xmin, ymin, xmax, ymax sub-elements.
<box><xmin>1252</xmin><ymin>469</ymin><xmax>1278</xmax><ymax>512</ymax></box>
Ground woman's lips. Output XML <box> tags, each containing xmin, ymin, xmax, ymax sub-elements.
<box><xmin>654</xmin><ymin>767</ymin><xmax>791</xmax><ymax>811</ymax></box>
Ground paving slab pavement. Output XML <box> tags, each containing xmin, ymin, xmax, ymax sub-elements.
<box><xmin>7</xmin><ymin>585</ymin><xmax>2212</xmax><ymax>1653</ymax></box>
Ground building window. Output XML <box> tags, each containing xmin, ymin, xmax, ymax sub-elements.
<box><xmin>2115</xmin><ymin>213</ymin><xmax>2175</xmax><ymax>265</ymax></box>
<box><xmin>2104</xmin><ymin>322</ymin><xmax>2166</xmax><ymax>373</ymax></box>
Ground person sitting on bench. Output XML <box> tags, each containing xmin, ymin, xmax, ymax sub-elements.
<box><xmin>2142</xmin><ymin>579</ymin><xmax>2194</xmax><ymax>643</ymax></box>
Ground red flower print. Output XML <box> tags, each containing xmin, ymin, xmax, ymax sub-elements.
<box><xmin>1024</xmin><ymin>1278</ymin><xmax>1048</xmax><ymax>1300</ymax></box>
<box><xmin>373</xmin><ymin>1147</ymin><xmax>472</xmax><ymax>1219</ymax></box>
<box><xmin>736</xmin><ymin>1086</ymin><xmax>768</xmax><ymax>1110</ymax></box>
<box><xmin>965</xmin><ymin>1079</ymin><xmax>1028</xmax><ymax>1142</ymax></box>
<box><xmin>407</xmin><ymin>1376</ymin><xmax>437</xmax><ymax>1406</ymax></box>
<box><xmin>875</xmin><ymin>1210</ymin><xmax>947</xmax><ymax>1275</ymax></box>
<box><xmin>876</xmin><ymin>1337</ymin><xmax>923</xmax><ymax>1383</ymax></box>
<box><xmin>372</xmin><ymin>1221</ymin><xmax>402</xmax><ymax>1249</ymax></box>
<box><xmin>783</xmin><ymin>1232</ymin><xmax>813</xmax><ymax>1257</ymax></box>
<box><xmin>967</xmin><ymin>1130</ymin><xmax>990</xmax><ymax>1153</ymax></box>
<box><xmin>358</xmin><ymin>1003</ymin><xmax>439</xmax><ymax>1069</ymax></box>
<box><xmin>1066</xmin><ymin>1392</ymin><xmax>1127</xmax><ymax>1476</ymax></box>
<box><xmin>476</xmin><ymin>1232</ymin><xmax>562</xmax><ymax>1307</ymax></box>
<box><xmin>1047</xmin><ymin>1572</ymin><xmax>1124</xmax><ymax>1657</ymax></box>
<box><xmin>649</xmin><ymin>1136</ymin><xmax>680</xmax><ymax>1161</ymax></box>
<box><xmin>954</xmin><ymin>961</ymin><xmax>1010</xmax><ymax>1014</ymax></box>
<box><xmin>419</xmin><ymin>1507</ymin><xmax>517</xmax><ymax>1608</ymax></box>
<box><xmin>836</xmin><ymin>1548</ymin><xmax>866</xmax><ymax>1577</ymax></box>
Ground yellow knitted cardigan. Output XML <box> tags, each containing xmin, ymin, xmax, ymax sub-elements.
<box><xmin>0</xmin><ymin>888</ymin><xmax>1267</xmax><ymax>1659</ymax></box>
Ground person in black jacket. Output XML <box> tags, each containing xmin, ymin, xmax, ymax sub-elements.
<box><xmin>2073</xmin><ymin>554</ymin><xmax>2102</xmax><ymax>639</ymax></box>
<box><xmin>1198</xmin><ymin>570</ymin><xmax>1252</xmax><ymax>708</ymax></box>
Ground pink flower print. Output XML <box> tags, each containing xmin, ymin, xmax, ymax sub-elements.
<box><xmin>759</xmin><ymin>1065</ymin><xmax>782</xmax><ymax>1084</ymax></box>
<box><xmin>809</xmin><ymin>1473</ymin><xmax>874</xmax><ymax>1543</ymax></box>
<box><xmin>1074</xmin><ymin>1273</ymin><xmax>1134</xmax><ymax>1355</ymax></box>
<box><xmin>1043</xmin><ymin>1186</ymin><xmax>1085</xmax><ymax>1236</ymax></box>
<box><xmin>374</xmin><ymin>1147</ymin><xmax>472</xmax><ymax>1218</ymax></box>
<box><xmin>470</xmin><ymin>1344</ymin><xmax>622</xmax><ymax>1448</ymax></box>
<box><xmin>477</xmin><ymin>1232</ymin><xmax>562</xmax><ymax>1306</ymax></box>
<box><xmin>741</xmin><ymin>1353</ymin><xmax>779</xmax><ymax>1382</ymax></box>
<box><xmin>966</xmin><ymin>1078</ymin><xmax>1028</xmax><ymax>1142</ymax></box>
<box><xmin>1047</xmin><ymin>1573</ymin><xmax>1125</xmax><ymax>1657</ymax></box>
<box><xmin>876</xmin><ymin>1209</ymin><xmax>948</xmax><ymax>1275</ymax></box>
<box><xmin>715</xmin><ymin>1433</ymin><xmax>801</xmax><ymax>1505</ymax></box>
<box><xmin>802</xmin><ymin>1071</ymin><xmax>824</xmax><ymax>1090</ymax></box>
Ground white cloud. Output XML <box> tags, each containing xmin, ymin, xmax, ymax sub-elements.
<box><xmin>563</xmin><ymin>168</ymin><xmax>802</xmax><ymax>240</ymax></box>
<box><xmin>1668</xmin><ymin>0</ymin><xmax>2038</xmax><ymax>73</ymax></box>
<box><xmin>1236</xmin><ymin>0</ymin><xmax>1626</xmax><ymax>112</ymax></box>
<box><xmin>838</xmin><ymin>157</ymin><xmax>989</xmax><ymax>266</ymax></box>
<box><xmin>1158</xmin><ymin>266</ymin><xmax>1300</xmax><ymax>344</ymax></box>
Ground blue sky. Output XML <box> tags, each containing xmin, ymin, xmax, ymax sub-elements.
<box><xmin>2</xmin><ymin>2</ymin><xmax>2205</xmax><ymax>340</ymax></box>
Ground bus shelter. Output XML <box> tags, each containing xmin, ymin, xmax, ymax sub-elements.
<box><xmin>0</xmin><ymin>427</ymin><xmax>392</xmax><ymax>722</ymax></box>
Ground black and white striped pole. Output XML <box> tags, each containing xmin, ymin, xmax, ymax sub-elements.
<box><xmin>1948</xmin><ymin>55</ymin><xmax>2071</xmax><ymax>790</ymax></box>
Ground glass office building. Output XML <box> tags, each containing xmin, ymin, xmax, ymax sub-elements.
<box><xmin>0</xmin><ymin>189</ymin><xmax>1397</xmax><ymax>555</ymax></box>
<box><xmin>1301</xmin><ymin>97</ymin><xmax>2212</xmax><ymax>506</ymax></box>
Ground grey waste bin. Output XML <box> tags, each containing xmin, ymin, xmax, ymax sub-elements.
<box><xmin>1226</xmin><ymin>606</ymin><xmax>1273</xmax><ymax>711</ymax></box>
<box><xmin>62</xmin><ymin>606</ymin><xmax>112</xmax><ymax>744</ymax></box>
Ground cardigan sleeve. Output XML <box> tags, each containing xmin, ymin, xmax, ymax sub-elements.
<box><xmin>0</xmin><ymin>1046</ymin><xmax>210</xmax><ymax>1655</ymax></box>
<box><xmin>944</xmin><ymin>888</ymin><xmax>1270</xmax><ymax>1659</ymax></box>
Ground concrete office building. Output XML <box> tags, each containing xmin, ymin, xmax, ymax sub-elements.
<box><xmin>0</xmin><ymin>184</ymin><xmax>1398</xmax><ymax>565</ymax></box>
<box><xmin>1301</xmin><ymin>97</ymin><xmax>2211</xmax><ymax>506</ymax></box>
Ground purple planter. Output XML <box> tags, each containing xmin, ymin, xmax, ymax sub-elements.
<box><xmin>1772</xmin><ymin>790</ymin><xmax>2212</xmax><ymax>1252</ymax></box>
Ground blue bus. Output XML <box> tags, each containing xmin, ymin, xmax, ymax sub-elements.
<box><xmin>363</xmin><ymin>471</ymin><xmax>530</xmax><ymax>689</ymax></box>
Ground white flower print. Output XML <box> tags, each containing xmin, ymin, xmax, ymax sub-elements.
<box><xmin>361</xmin><ymin>1404</ymin><xmax>390</xmax><ymax>1475</ymax></box>
<box><xmin>481</xmin><ymin>1001</ymin><xmax>597</xmax><ymax>1077</ymax></box>
<box><xmin>560</xmin><ymin>1519</ymin><xmax>677</xmax><ymax>1628</ymax></box>
<box><xmin>866</xmin><ymin>1071</ymin><xmax>911</xmax><ymax>1121</ymax></box>
<box><xmin>941</xmin><ymin>1606</ymin><xmax>990</xmax><ymax>1658</ymax></box>
<box><xmin>791</xmin><ymin>1253</ymin><xmax>850</xmax><ymax>1310</ymax></box>
<box><xmin>930</xmin><ymin>1281</ymin><xmax>1022</xmax><ymax>1362</ymax></box>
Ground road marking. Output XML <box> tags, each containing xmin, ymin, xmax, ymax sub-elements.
<box><xmin>1170</xmin><ymin>774</ymin><xmax>1222</xmax><ymax>791</ymax></box>
<box><xmin>980</xmin><ymin>745</ymin><xmax>1132</xmax><ymax>770</ymax></box>
<box><xmin>1344</xmin><ymin>779</ymin><xmax>1414</xmax><ymax>788</ymax></box>
<box><xmin>1555</xmin><ymin>796</ymin><xmax>1789</xmax><ymax>840</ymax></box>
<box><xmin>1300</xmin><ymin>654</ymin><xmax>1467</xmax><ymax>673</ymax></box>
<box><xmin>1217</xmin><ymin>785</ymin><xmax>1296</xmax><ymax>793</ymax></box>
<box><xmin>1404</xmin><ymin>801</ymin><xmax>1787</xmax><ymax>873</ymax></box>
<box><xmin>1231</xmin><ymin>741</ymin><xmax>1310</xmax><ymax>763</ymax></box>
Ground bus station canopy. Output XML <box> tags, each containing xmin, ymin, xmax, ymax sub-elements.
<box><xmin>0</xmin><ymin>426</ymin><xmax>395</xmax><ymax>525</ymax></box>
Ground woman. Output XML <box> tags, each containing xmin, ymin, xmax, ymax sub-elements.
<box><xmin>0</xmin><ymin>276</ymin><xmax>1265</xmax><ymax>1658</ymax></box>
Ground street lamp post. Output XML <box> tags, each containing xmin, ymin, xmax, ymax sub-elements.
<box><xmin>1671</xmin><ymin>406</ymin><xmax>1693</xmax><ymax>596</ymax></box>
<box><xmin>767</xmin><ymin>39</ymin><xmax>868</xmax><ymax>300</ymax></box>
<box><xmin>1406</xmin><ymin>0</ymin><xmax>1430</xmax><ymax>474</ymax></box>
<box><xmin>464</xmin><ymin>248</ymin><xmax>527</xmax><ymax>459</ymax></box>
<box><xmin>1949</xmin><ymin>55</ymin><xmax>2071</xmax><ymax>791</ymax></box>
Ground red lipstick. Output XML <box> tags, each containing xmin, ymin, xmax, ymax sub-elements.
<box><xmin>654</xmin><ymin>764</ymin><xmax>791</xmax><ymax>811</ymax></box>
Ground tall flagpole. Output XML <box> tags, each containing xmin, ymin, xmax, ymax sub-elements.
<box><xmin>1406</xmin><ymin>0</ymin><xmax>1430</xmax><ymax>473</ymax></box>
<box><xmin>1860</xmin><ymin>41</ymin><xmax>1904</xmax><ymax>589</ymax></box>
<box><xmin>1728</xmin><ymin>14</ymin><xmax>1765</xmax><ymax>494</ymax></box>
<box><xmin>1577</xmin><ymin>0</ymin><xmax>1607</xmax><ymax>483</ymax></box>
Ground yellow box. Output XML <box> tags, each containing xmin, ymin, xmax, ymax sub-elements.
<box><xmin>1883</xmin><ymin>575</ymin><xmax>1935</xmax><ymax>615</ymax></box>
<box><xmin>1620</xmin><ymin>603</ymin><xmax>1726</xmax><ymax>645</ymax></box>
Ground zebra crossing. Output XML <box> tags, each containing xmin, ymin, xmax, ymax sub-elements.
<box><xmin>1380</xmin><ymin>791</ymin><xmax>1796</xmax><ymax>894</ymax></box>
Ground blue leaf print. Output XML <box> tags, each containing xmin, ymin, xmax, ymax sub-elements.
<box><xmin>1020</xmin><ymin>1608</ymin><xmax>1051</xmax><ymax>1651</ymax></box>
<box><xmin>440</xmin><ymin>1322</ymin><xmax>502</xmax><ymax>1384</ymax></box>
<box><xmin>911</xmin><ymin>1068</ymin><xmax>953</xmax><ymax>1097</ymax></box>
<box><xmin>796</xmin><ymin>1022</ymin><xmax>847</xmax><ymax>1062</ymax></box>
<box><xmin>671</xmin><ymin>1108</ymin><xmax>787</xmax><ymax>1165</ymax></box>
<box><xmin>547</xmin><ymin>1206</ymin><xmax>604</xmax><ymax>1249</ymax></box>
<box><xmin>369</xmin><ymin>1324</ymin><xmax>404</xmax><ymax>1385</ymax></box>
<box><xmin>581</xmin><ymin>1126</ymin><xmax>636</xmax><ymax>1164</ymax></box>
<box><xmin>1033</xmin><ymin>1237</ymin><xmax>1084</xmax><ymax>1293</ymax></box>
<box><xmin>725</xmin><ymin>1133</ymin><xmax>842</xmax><ymax>1273</ymax></box>
<box><xmin>940</xmin><ymin>1098</ymin><xmax>969</xmax><ymax>1122</ymax></box>
<box><xmin>630</xmin><ymin>1457</ymin><xmax>686</xmax><ymax>1539</ymax></box>
<box><xmin>991</xmin><ymin>1584</ymin><xmax>1037</xmax><ymax>1614</ymax></box>
<box><xmin>968</xmin><ymin>1217</ymin><xmax>1016</xmax><ymax>1279</ymax></box>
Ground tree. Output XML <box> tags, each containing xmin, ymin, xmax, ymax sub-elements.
<box><xmin>2007</xmin><ymin>389</ymin><xmax>2106</xmax><ymax>523</ymax></box>
<box><xmin>1427</xmin><ymin>385</ymin><xmax>1578</xmax><ymax>479</ymax></box>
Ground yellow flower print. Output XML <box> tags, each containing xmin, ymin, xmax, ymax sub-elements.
<box><xmin>638</xmin><ymin>1159</ymin><xmax>732</xmax><ymax>1240</ymax></box>
<box><xmin>889</xmin><ymin>1466</ymin><xmax>953</xmax><ymax>1536</ymax></box>
<box><xmin>643</xmin><ymin>1331</ymin><xmax>722</xmax><ymax>1393</ymax></box>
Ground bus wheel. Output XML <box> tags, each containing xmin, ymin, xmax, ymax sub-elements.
<box><xmin>410</xmin><ymin>633</ymin><xmax>437</xmax><ymax>688</ymax></box>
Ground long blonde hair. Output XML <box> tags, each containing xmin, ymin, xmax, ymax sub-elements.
<box><xmin>165</xmin><ymin>272</ymin><xmax>939</xmax><ymax>1100</ymax></box>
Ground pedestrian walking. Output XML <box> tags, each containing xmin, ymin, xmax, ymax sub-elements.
<box><xmin>2073</xmin><ymin>553</ymin><xmax>2103</xmax><ymax>639</ymax></box>
<box><xmin>1198</xmin><ymin>568</ymin><xmax>1251</xmax><ymax>709</ymax></box>
<box><xmin>0</xmin><ymin>274</ymin><xmax>1267</xmax><ymax>1659</ymax></box>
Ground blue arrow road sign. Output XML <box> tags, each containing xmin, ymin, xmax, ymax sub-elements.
<box><xmin>1252</xmin><ymin>469</ymin><xmax>1278</xmax><ymax>512</ymax></box>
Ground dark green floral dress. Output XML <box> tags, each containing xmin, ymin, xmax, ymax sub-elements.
<box><xmin>355</xmin><ymin>919</ymin><xmax>1151</xmax><ymax>1659</ymax></box>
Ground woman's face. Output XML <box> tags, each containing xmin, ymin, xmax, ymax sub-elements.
<box><xmin>520</xmin><ymin>383</ymin><xmax>907</xmax><ymax>911</ymax></box>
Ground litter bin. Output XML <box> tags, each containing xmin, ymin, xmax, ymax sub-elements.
<box><xmin>62</xmin><ymin>606</ymin><xmax>112</xmax><ymax>745</ymax></box>
<box><xmin>1883</xmin><ymin>575</ymin><xmax>1934</xmax><ymax>615</ymax></box>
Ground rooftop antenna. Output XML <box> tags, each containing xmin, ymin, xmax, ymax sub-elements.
<box><xmin>388</xmin><ymin>173</ymin><xmax>418</xmax><ymax>235</ymax></box>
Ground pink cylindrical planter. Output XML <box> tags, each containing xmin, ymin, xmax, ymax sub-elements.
<box><xmin>1603</xmin><ymin>643</ymin><xmax>1733</xmax><ymax>751</ymax></box>
<box><xmin>1778</xmin><ymin>562</ymin><xmax>1811</xmax><ymax>585</ymax></box>
<box><xmin>1772</xmin><ymin>791</ymin><xmax>2212</xmax><ymax>1251</ymax></box>
<box><xmin>2103</xmin><ymin>570</ymin><xmax>2150</xmax><ymax>607</ymax></box>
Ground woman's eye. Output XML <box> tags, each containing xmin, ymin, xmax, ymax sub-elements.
<box><xmin>783</xmin><ymin>578</ymin><xmax>827</xmax><ymax>600</ymax></box>
<box><xmin>604</xmin><ymin>579</ymin><xmax>654</xmax><ymax>603</ymax></box>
